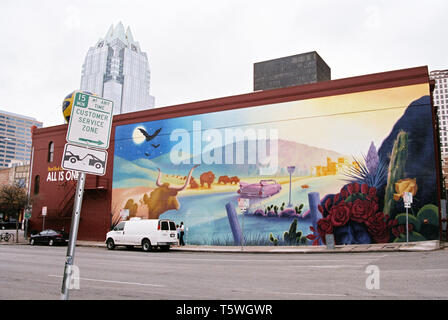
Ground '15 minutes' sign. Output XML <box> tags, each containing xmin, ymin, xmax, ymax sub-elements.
<box><xmin>66</xmin><ymin>92</ymin><xmax>114</xmax><ymax>150</ymax></box>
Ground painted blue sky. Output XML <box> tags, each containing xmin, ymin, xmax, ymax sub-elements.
<box><xmin>114</xmin><ymin>84</ymin><xmax>429</xmax><ymax>163</ymax></box>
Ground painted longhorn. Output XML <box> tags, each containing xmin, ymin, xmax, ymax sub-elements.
<box><xmin>145</xmin><ymin>165</ymin><xmax>199</xmax><ymax>219</ymax></box>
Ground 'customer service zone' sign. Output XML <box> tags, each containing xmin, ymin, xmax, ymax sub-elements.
<box><xmin>66</xmin><ymin>92</ymin><xmax>113</xmax><ymax>149</ymax></box>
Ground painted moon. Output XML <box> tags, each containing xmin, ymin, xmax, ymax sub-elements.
<box><xmin>132</xmin><ymin>126</ymin><xmax>146</xmax><ymax>144</ymax></box>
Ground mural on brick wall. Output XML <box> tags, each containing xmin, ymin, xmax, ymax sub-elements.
<box><xmin>112</xmin><ymin>83</ymin><xmax>439</xmax><ymax>246</ymax></box>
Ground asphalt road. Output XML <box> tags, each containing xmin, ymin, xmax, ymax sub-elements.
<box><xmin>1</xmin><ymin>245</ymin><xmax>448</xmax><ymax>300</ymax></box>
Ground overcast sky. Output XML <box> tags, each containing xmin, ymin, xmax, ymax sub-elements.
<box><xmin>1</xmin><ymin>0</ymin><xmax>447</xmax><ymax>128</ymax></box>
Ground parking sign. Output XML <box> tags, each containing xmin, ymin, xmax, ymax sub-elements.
<box><xmin>66</xmin><ymin>92</ymin><xmax>113</xmax><ymax>149</ymax></box>
<box><xmin>61</xmin><ymin>143</ymin><xmax>108</xmax><ymax>176</ymax></box>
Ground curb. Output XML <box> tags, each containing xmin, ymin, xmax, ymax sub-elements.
<box><xmin>73</xmin><ymin>240</ymin><xmax>442</xmax><ymax>253</ymax></box>
<box><xmin>3</xmin><ymin>240</ymin><xmax>444</xmax><ymax>253</ymax></box>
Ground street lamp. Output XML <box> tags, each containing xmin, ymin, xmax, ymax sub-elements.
<box><xmin>287</xmin><ymin>166</ymin><xmax>296</xmax><ymax>208</ymax></box>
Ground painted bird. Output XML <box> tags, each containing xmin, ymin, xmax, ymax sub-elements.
<box><xmin>138</xmin><ymin>128</ymin><xmax>161</xmax><ymax>142</ymax></box>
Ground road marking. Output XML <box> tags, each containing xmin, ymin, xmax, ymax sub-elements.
<box><xmin>276</xmin><ymin>291</ymin><xmax>348</xmax><ymax>297</ymax></box>
<box><xmin>235</xmin><ymin>288</ymin><xmax>348</xmax><ymax>297</ymax></box>
<box><xmin>48</xmin><ymin>275</ymin><xmax>164</xmax><ymax>287</ymax></box>
<box><xmin>99</xmin><ymin>255</ymin><xmax>388</xmax><ymax>264</ymax></box>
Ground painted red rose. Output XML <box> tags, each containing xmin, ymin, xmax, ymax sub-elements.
<box><xmin>333</xmin><ymin>193</ymin><xmax>340</xmax><ymax>203</ymax></box>
<box><xmin>366</xmin><ymin>212</ymin><xmax>386</xmax><ymax>230</ymax></box>
<box><xmin>388</xmin><ymin>218</ymin><xmax>398</xmax><ymax>228</ymax></box>
<box><xmin>347</xmin><ymin>184</ymin><xmax>354</xmax><ymax>194</ymax></box>
<box><xmin>396</xmin><ymin>224</ymin><xmax>414</xmax><ymax>235</ymax></box>
<box><xmin>361</xmin><ymin>183</ymin><xmax>369</xmax><ymax>194</ymax></box>
<box><xmin>367</xmin><ymin>186</ymin><xmax>379</xmax><ymax>202</ymax></box>
<box><xmin>347</xmin><ymin>182</ymin><xmax>360</xmax><ymax>194</ymax></box>
<box><xmin>372</xmin><ymin>226</ymin><xmax>390</xmax><ymax>243</ymax></box>
<box><xmin>329</xmin><ymin>202</ymin><xmax>351</xmax><ymax>227</ymax></box>
<box><xmin>368</xmin><ymin>187</ymin><xmax>377</xmax><ymax>197</ymax></box>
<box><xmin>350</xmin><ymin>198</ymin><xmax>369</xmax><ymax>223</ymax></box>
<box><xmin>365</xmin><ymin>200</ymin><xmax>379</xmax><ymax>219</ymax></box>
<box><xmin>324</xmin><ymin>197</ymin><xmax>333</xmax><ymax>211</ymax></box>
<box><xmin>318</xmin><ymin>204</ymin><xmax>324</xmax><ymax>214</ymax></box>
<box><xmin>366</xmin><ymin>212</ymin><xmax>390</xmax><ymax>243</ymax></box>
<box><xmin>340</xmin><ymin>189</ymin><xmax>349</xmax><ymax>200</ymax></box>
<box><xmin>317</xmin><ymin>217</ymin><xmax>333</xmax><ymax>236</ymax></box>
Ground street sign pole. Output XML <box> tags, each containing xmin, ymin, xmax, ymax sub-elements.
<box><xmin>406</xmin><ymin>206</ymin><xmax>409</xmax><ymax>244</ymax></box>
<box><xmin>241</xmin><ymin>207</ymin><xmax>245</xmax><ymax>251</ymax></box>
<box><xmin>60</xmin><ymin>91</ymin><xmax>113</xmax><ymax>299</ymax></box>
<box><xmin>60</xmin><ymin>172</ymin><xmax>86</xmax><ymax>300</ymax></box>
<box><xmin>403</xmin><ymin>192</ymin><xmax>412</xmax><ymax>245</ymax></box>
<box><xmin>42</xmin><ymin>207</ymin><xmax>47</xmax><ymax>231</ymax></box>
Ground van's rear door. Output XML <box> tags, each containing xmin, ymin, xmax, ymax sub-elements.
<box><xmin>159</xmin><ymin>220</ymin><xmax>177</xmax><ymax>244</ymax></box>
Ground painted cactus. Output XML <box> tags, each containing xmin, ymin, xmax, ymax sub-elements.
<box><xmin>383</xmin><ymin>130</ymin><xmax>408</xmax><ymax>218</ymax></box>
<box><xmin>283</xmin><ymin>218</ymin><xmax>307</xmax><ymax>245</ymax></box>
<box><xmin>269</xmin><ymin>233</ymin><xmax>279</xmax><ymax>246</ymax></box>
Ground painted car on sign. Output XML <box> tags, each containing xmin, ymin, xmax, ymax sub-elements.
<box><xmin>237</xmin><ymin>179</ymin><xmax>282</xmax><ymax>198</ymax></box>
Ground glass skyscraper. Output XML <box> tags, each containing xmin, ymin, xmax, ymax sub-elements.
<box><xmin>0</xmin><ymin>110</ymin><xmax>42</xmax><ymax>169</ymax></box>
<box><xmin>80</xmin><ymin>22</ymin><xmax>155</xmax><ymax>115</ymax></box>
<box><xmin>430</xmin><ymin>70</ymin><xmax>448</xmax><ymax>155</ymax></box>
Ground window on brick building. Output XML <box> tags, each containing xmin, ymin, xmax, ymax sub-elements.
<box><xmin>48</xmin><ymin>142</ymin><xmax>54</xmax><ymax>162</ymax></box>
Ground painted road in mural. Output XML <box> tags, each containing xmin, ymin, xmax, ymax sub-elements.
<box><xmin>112</xmin><ymin>83</ymin><xmax>440</xmax><ymax>247</ymax></box>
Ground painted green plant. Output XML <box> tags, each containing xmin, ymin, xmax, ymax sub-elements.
<box><xmin>390</xmin><ymin>203</ymin><xmax>439</xmax><ymax>242</ymax></box>
<box><xmin>383</xmin><ymin>130</ymin><xmax>408</xmax><ymax>218</ymax></box>
<box><xmin>268</xmin><ymin>218</ymin><xmax>308</xmax><ymax>246</ymax></box>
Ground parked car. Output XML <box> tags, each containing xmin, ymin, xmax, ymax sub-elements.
<box><xmin>106</xmin><ymin>218</ymin><xmax>178</xmax><ymax>252</ymax></box>
<box><xmin>30</xmin><ymin>229</ymin><xmax>69</xmax><ymax>246</ymax></box>
<box><xmin>237</xmin><ymin>179</ymin><xmax>282</xmax><ymax>198</ymax></box>
<box><xmin>0</xmin><ymin>218</ymin><xmax>20</xmax><ymax>230</ymax></box>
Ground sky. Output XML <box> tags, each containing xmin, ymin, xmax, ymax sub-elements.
<box><xmin>1</xmin><ymin>0</ymin><xmax>447</xmax><ymax>128</ymax></box>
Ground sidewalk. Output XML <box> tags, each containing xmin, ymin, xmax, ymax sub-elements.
<box><xmin>75</xmin><ymin>239</ymin><xmax>444</xmax><ymax>253</ymax></box>
<box><xmin>2</xmin><ymin>230</ymin><xmax>445</xmax><ymax>253</ymax></box>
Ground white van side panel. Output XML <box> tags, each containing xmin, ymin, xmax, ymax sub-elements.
<box><xmin>107</xmin><ymin>219</ymin><xmax>177</xmax><ymax>246</ymax></box>
<box><xmin>106</xmin><ymin>219</ymin><xmax>177</xmax><ymax>247</ymax></box>
<box><xmin>123</xmin><ymin>220</ymin><xmax>158</xmax><ymax>245</ymax></box>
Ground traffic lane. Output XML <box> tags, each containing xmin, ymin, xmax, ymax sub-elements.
<box><xmin>0</xmin><ymin>246</ymin><xmax>382</xmax><ymax>300</ymax></box>
<box><xmin>53</xmin><ymin>248</ymin><xmax>448</xmax><ymax>300</ymax></box>
<box><xmin>54</xmin><ymin>248</ymin><xmax>388</xmax><ymax>300</ymax></box>
<box><xmin>2</xmin><ymin>246</ymin><xmax>448</xmax><ymax>299</ymax></box>
<box><xmin>0</xmin><ymin>246</ymin><xmax>67</xmax><ymax>299</ymax></box>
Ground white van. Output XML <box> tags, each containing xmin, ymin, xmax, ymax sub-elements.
<box><xmin>105</xmin><ymin>218</ymin><xmax>178</xmax><ymax>252</ymax></box>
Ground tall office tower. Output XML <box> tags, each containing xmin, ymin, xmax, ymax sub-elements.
<box><xmin>0</xmin><ymin>110</ymin><xmax>42</xmax><ymax>169</ymax></box>
<box><xmin>80</xmin><ymin>22</ymin><xmax>155</xmax><ymax>115</ymax></box>
<box><xmin>254</xmin><ymin>51</ymin><xmax>331</xmax><ymax>91</ymax></box>
<box><xmin>430</xmin><ymin>70</ymin><xmax>448</xmax><ymax>155</ymax></box>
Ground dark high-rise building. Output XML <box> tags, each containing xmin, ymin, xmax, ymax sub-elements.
<box><xmin>254</xmin><ymin>51</ymin><xmax>331</xmax><ymax>91</ymax></box>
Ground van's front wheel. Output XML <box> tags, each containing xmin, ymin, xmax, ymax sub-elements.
<box><xmin>142</xmin><ymin>239</ymin><xmax>152</xmax><ymax>252</ymax></box>
<box><xmin>106</xmin><ymin>239</ymin><xmax>115</xmax><ymax>250</ymax></box>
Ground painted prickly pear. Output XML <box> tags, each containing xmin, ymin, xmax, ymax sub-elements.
<box><xmin>295</xmin><ymin>203</ymin><xmax>304</xmax><ymax>215</ymax></box>
<box><xmin>269</xmin><ymin>233</ymin><xmax>279</xmax><ymax>246</ymax></box>
<box><xmin>283</xmin><ymin>218</ymin><xmax>305</xmax><ymax>245</ymax></box>
<box><xmin>383</xmin><ymin>130</ymin><xmax>408</xmax><ymax>219</ymax></box>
